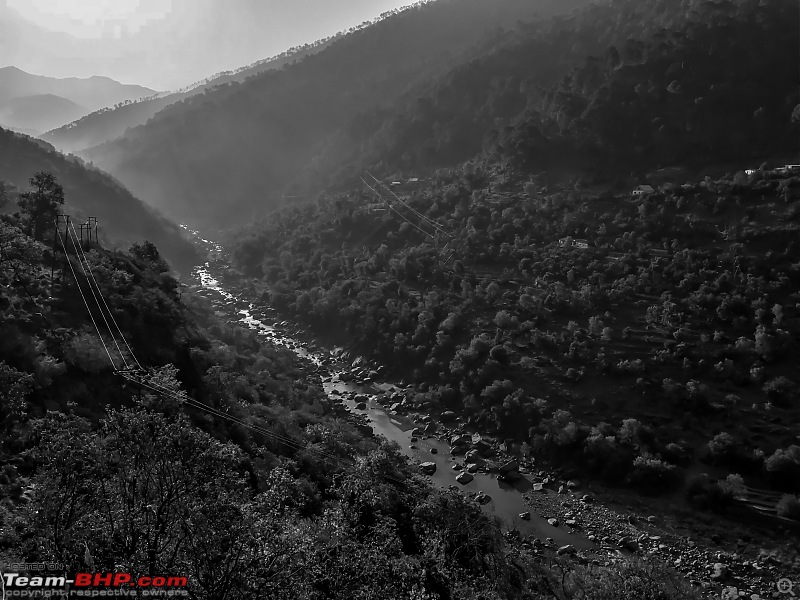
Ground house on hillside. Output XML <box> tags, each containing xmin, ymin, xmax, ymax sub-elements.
<box><xmin>631</xmin><ymin>184</ymin><xmax>655</xmax><ymax>197</ymax></box>
<box><xmin>407</xmin><ymin>177</ymin><xmax>420</xmax><ymax>183</ymax></box>
<box><xmin>559</xmin><ymin>237</ymin><xmax>590</xmax><ymax>249</ymax></box>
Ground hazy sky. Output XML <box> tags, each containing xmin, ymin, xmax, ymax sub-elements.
<box><xmin>1</xmin><ymin>0</ymin><xmax>416</xmax><ymax>90</ymax></box>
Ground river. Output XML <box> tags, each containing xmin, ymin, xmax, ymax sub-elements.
<box><xmin>182</xmin><ymin>227</ymin><xmax>593</xmax><ymax>550</ymax></box>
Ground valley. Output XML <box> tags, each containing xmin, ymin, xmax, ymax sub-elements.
<box><xmin>1</xmin><ymin>0</ymin><xmax>798</xmax><ymax>597</ymax></box>
<box><xmin>189</xmin><ymin>227</ymin><xmax>800</xmax><ymax>598</ymax></box>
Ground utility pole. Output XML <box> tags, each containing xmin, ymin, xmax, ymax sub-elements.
<box><xmin>88</xmin><ymin>217</ymin><xmax>98</xmax><ymax>245</ymax></box>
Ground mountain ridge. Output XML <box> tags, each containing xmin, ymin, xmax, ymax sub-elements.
<box><xmin>82</xmin><ymin>0</ymin><xmax>592</xmax><ymax>228</ymax></box>
<box><xmin>0</xmin><ymin>127</ymin><xmax>197</xmax><ymax>269</ymax></box>
<box><xmin>0</xmin><ymin>66</ymin><xmax>155</xmax><ymax>135</ymax></box>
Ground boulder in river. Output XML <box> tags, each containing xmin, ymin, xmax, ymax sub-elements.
<box><xmin>557</xmin><ymin>545</ymin><xmax>577</xmax><ymax>556</ymax></box>
<box><xmin>499</xmin><ymin>470</ymin><xmax>522</xmax><ymax>482</ymax></box>
<box><xmin>420</xmin><ymin>462</ymin><xmax>437</xmax><ymax>476</ymax></box>
<box><xmin>519</xmin><ymin>512</ymin><xmax>531</xmax><ymax>521</ymax></box>
<box><xmin>450</xmin><ymin>434</ymin><xmax>471</xmax><ymax>447</ymax></box>
<box><xmin>547</xmin><ymin>518</ymin><xmax>559</xmax><ymax>527</ymax></box>
<box><xmin>356</xmin><ymin>424</ymin><xmax>373</xmax><ymax>436</ymax></box>
<box><xmin>710</xmin><ymin>563</ymin><xmax>729</xmax><ymax>581</ymax></box>
<box><xmin>618</xmin><ymin>536</ymin><xmax>640</xmax><ymax>552</ymax></box>
<box><xmin>456</xmin><ymin>472</ymin><xmax>474</xmax><ymax>484</ymax></box>
<box><xmin>475</xmin><ymin>440</ymin><xmax>494</xmax><ymax>456</ymax></box>
<box><xmin>440</xmin><ymin>411</ymin><xmax>457</xmax><ymax>421</ymax></box>
<box><xmin>499</xmin><ymin>459</ymin><xmax>519</xmax><ymax>474</ymax></box>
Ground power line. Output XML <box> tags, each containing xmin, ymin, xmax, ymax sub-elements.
<box><xmin>56</xmin><ymin>227</ymin><xmax>118</xmax><ymax>370</ymax></box>
<box><xmin>68</xmin><ymin>222</ymin><xmax>143</xmax><ymax>371</ymax></box>
<box><xmin>67</xmin><ymin>224</ymin><xmax>129</xmax><ymax>370</ymax></box>
<box><xmin>51</xmin><ymin>222</ymin><xmax>507</xmax><ymax>528</ymax></box>
<box><xmin>361</xmin><ymin>178</ymin><xmax>433</xmax><ymax>238</ymax></box>
<box><xmin>366</xmin><ymin>172</ymin><xmax>448</xmax><ymax>236</ymax></box>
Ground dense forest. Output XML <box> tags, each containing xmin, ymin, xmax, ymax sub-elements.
<box><xmin>85</xmin><ymin>0</ymin><xmax>798</xmax><ymax>232</ymax></box>
<box><xmin>0</xmin><ymin>174</ymin><xmax>705</xmax><ymax>598</ymax></box>
<box><xmin>0</xmin><ymin>127</ymin><xmax>198</xmax><ymax>269</ymax></box>
<box><xmin>230</xmin><ymin>162</ymin><xmax>800</xmax><ymax>508</ymax></box>
<box><xmin>83</xmin><ymin>0</ymin><xmax>593</xmax><ymax>227</ymax></box>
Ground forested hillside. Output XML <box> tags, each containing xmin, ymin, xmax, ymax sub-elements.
<box><xmin>231</xmin><ymin>162</ymin><xmax>800</xmax><ymax>503</ymax></box>
<box><xmin>42</xmin><ymin>40</ymin><xmax>334</xmax><ymax>154</ymax></box>
<box><xmin>86</xmin><ymin>0</ymin><xmax>797</xmax><ymax>232</ymax></box>
<box><xmin>83</xmin><ymin>0</ymin><xmax>592</xmax><ymax>228</ymax></box>
<box><xmin>0</xmin><ymin>178</ymin><xmax>700</xmax><ymax>599</ymax></box>
<box><xmin>0</xmin><ymin>128</ymin><xmax>197</xmax><ymax>269</ymax></box>
<box><xmin>325</xmin><ymin>0</ymin><xmax>798</xmax><ymax>181</ymax></box>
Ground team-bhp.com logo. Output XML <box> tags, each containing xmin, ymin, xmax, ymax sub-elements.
<box><xmin>1</xmin><ymin>568</ymin><xmax>188</xmax><ymax>597</ymax></box>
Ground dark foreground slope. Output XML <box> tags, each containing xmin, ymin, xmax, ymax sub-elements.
<box><xmin>0</xmin><ymin>209</ymin><xmax>700</xmax><ymax>599</ymax></box>
<box><xmin>84</xmin><ymin>0</ymin><xmax>591</xmax><ymax>229</ymax></box>
<box><xmin>0</xmin><ymin>127</ymin><xmax>197</xmax><ymax>269</ymax></box>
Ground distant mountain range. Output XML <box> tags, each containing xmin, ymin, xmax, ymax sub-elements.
<box><xmin>43</xmin><ymin>40</ymin><xmax>334</xmax><ymax>154</ymax></box>
<box><xmin>0</xmin><ymin>127</ymin><xmax>197</xmax><ymax>269</ymax></box>
<box><xmin>0</xmin><ymin>67</ymin><xmax>155</xmax><ymax>136</ymax></box>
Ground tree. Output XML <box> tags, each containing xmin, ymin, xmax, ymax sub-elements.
<box><xmin>17</xmin><ymin>172</ymin><xmax>65</xmax><ymax>241</ymax></box>
<box><xmin>777</xmin><ymin>495</ymin><xmax>800</xmax><ymax>520</ymax></box>
<box><xmin>0</xmin><ymin>180</ymin><xmax>15</xmax><ymax>211</ymax></box>
<box><xmin>130</xmin><ymin>241</ymin><xmax>170</xmax><ymax>273</ymax></box>
<box><xmin>0</xmin><ymin>362</ymin><xmax>33</xmax><ymax>433</ymax></box>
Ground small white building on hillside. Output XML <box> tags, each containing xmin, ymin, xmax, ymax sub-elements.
<box><xmin>631</xmin><ymin>184</ymin><xmax>655</xmax><ymax>196</ymax></box>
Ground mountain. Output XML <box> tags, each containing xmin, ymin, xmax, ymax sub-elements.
<box><xmin>43</xmin><ymin>40</ymin><xmax>334</xmax><ymax>154</ymax></box>
<box><xmin>0</xmin><ymin>94</ymin><xmax>87</xmax><ymax>135</ymax></box>
<box><xmin>0</xmin><ymin>127</ymin><xmax>197</xmax><ymax>269</ymax></box>
<box><xmin>82</xmin><ymin>0</ymin><xmax>592</xmax><ymax>229</ymax></box>
<box><xmin>0</xmin><ymin>66</ymin><xmax>155</xmax><ymax>135</ymax></box>
<box><xmin>330</xmin><ymin>0</ymin><xmax>799</xmax><ymax>180</ymax></box>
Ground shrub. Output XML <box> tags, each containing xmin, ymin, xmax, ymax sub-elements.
<box><xmin>707</xmin><ymin>432</ymin><xmax>737</xmax><ymax>464</ymax></box>
<box><xmin>776</xmin><ymin>495</ymin><xmax>800</xmax><ymax>520</ymax></box>
<box><xmin>763</xmin><ymin>376</ymin><xmax>794</xmax><ymax>405</ymax></box>
<box><xmin>627</xmin><ymin>454</ymin><xmax>682</xmax><ymax>492</ymax></box>
<box><xmin>764</xmin><ymin>446</ymin><xmax>800</xmax><ymax>490</ymax></box>
<box><xmin>686</xmin><ymin>474</ymin><xmax>734</xmax><ymax>512</ymax></box>
<box><xmin>563</xmin><ymin>556</ymin><xmax>700</xmax><ymax>599</ymax></box>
